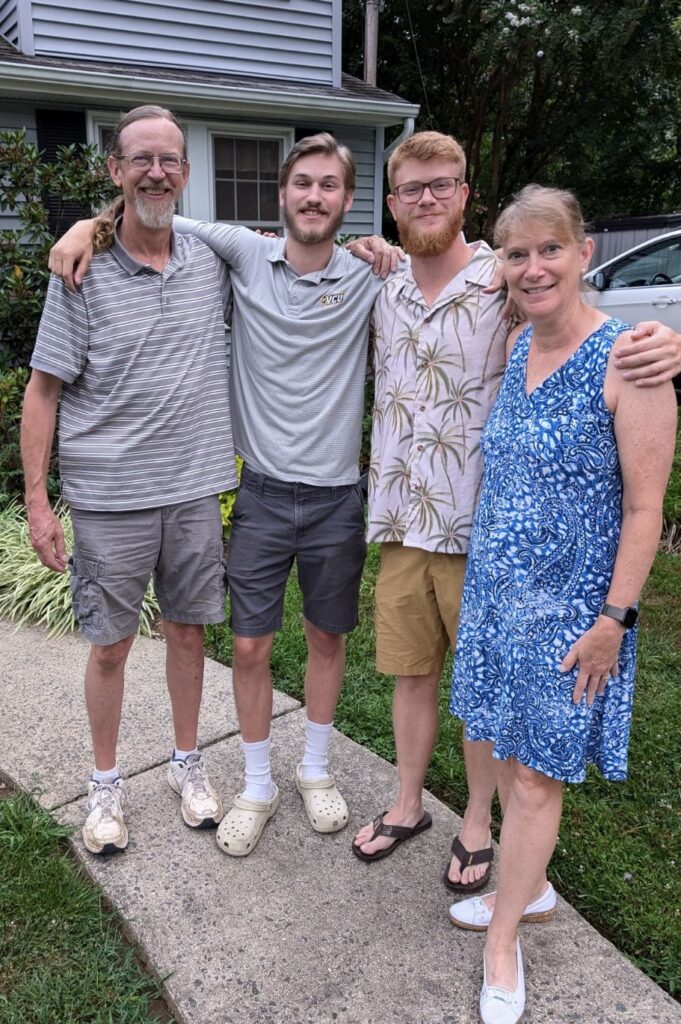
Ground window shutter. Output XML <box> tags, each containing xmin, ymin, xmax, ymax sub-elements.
<box><xmin>36</xmin><ymin>110</ymin><xmax>90</xmax><ymax>237</ymax></box>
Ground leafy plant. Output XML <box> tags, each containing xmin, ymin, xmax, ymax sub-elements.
<box><xmin>218</xmin><ymin>455</ymin><xmax>244</xmax><ymax>533</ymax></box>
<box><xmin>0</xmin><ymin>129</ymin><xmax>118</xmax><ymax>369</ymax></box>
<box><xmin>0</xmin><ymin>503</ymin><xmax>159</xmax><ymax>637</ymax></box>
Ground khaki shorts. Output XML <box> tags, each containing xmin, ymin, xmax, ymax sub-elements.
<box><xmin>375</xmin><ymin>543</ymin><xmax>467</xmax><ymax>676</ymax></box>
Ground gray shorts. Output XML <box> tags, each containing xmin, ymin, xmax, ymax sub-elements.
<box><xmin>69</xmin><ymin>496</ymin><xmax>226</xmax><ymax>646</ymax></box>
<box><xmin>227</xmin><ymin>466</ymin><xmax>367</xmax><ymax>637</ymax></box>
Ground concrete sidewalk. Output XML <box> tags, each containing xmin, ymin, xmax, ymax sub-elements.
<box><xmin>1</xmin><ymin>618</ymin><xmax>679</xmax><ymax>1024</ymax></box>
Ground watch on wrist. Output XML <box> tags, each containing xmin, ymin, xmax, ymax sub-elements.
<box><xmin>600</xmin><ymin>603</ymin><xmax>638</xmax><ymax>629</ymax></box>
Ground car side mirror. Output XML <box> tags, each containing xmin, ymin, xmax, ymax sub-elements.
<box><xmin>591</xmin><ymin>270</ymin><xmax>606</xmax><ymax>291</ymax></box>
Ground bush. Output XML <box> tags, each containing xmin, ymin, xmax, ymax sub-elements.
<box><xmin>0</xmin><ymin>503</ymin><xmax>159</xmax><ymax>637</ymax></box>
<box><xmin>0</xmin><ymin>366</ymin><xmax>59</xmax><ymax>510</ymax></box>
<box><xmin>0</xmin><ymin>129</ymin><xmax>117</xmax><ymax>369</ymax></box>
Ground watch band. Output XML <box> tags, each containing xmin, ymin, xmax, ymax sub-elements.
<box><xmin>600</xmin><ymin>603</ymin><xmax>638</xmax><ymax>629</ymax></box>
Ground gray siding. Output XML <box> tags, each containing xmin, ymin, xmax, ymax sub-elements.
<box><xmin>0</xmin><ymin>0</ymin><xmax>19</xmax><ymax>46</ymax></box>
<box><xmin>32</xmin><ymin>0</ymin><xmax>335</xmax><ymax>84</ymax></box>
<box><xmin>592</xmin><ymin>225</ymin><xmax>680</xmax><ymax>267</ymax></box>
<box><xmin>333</xmin><ymin>125</ymin><xmax>378</xmax><ymax>238</ymax></box>
<box><xmin>0</xmin><ymin>105</ymin><xmax>37</xmax><ymax>230</ymax></box>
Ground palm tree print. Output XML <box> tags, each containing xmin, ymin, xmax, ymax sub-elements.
<box><xmin>372</xmin><ymin>507</ymin><xmax>405</xmax><ymax>542</ymax></box>
<box><xmin>381</xmin><ymin>457</ymin><xmax>412</xmax><ymax>502</ymax></box>
<box><xmin>434</xmin><ymin>376</ymin><xmax>484</xmax><ymax>472</ymax></box>
<box><xmin>384</xmin><ymin>379</ymin><xmax>415</xmax><ymax>435</ymax></box>
<box><xmin>415</xmin><ymin>339</ymin><xmax>459</xmax><ymax>401</ymax></box>
<box><xmin>409</xmin><ymin>480</ymin><xmax>449</xmax><ymax>534</ymax></box>
<box><xmin>394</xmin><ymin>325</ymin><xmax>420</xmax><ymax>371</ymax></box>
<box><xmin>430</xmin><ymin>514</ymin><xmax>473</xmax><ymax>552</ymax></box>
<box><xmin>414</xmin><ymin>421</ymin><xmax>467</xmax><ymax>507</ymax></box>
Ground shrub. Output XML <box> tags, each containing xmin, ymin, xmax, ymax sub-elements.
<box><xmin>0</xmin><ymin>503</ymin><xmax>159</xmax><ymax>638</ymax></box>
<box><xmin>0</xmin><ymin>129</ymin><xmax>117</xmax><ymax>369</ymax></box>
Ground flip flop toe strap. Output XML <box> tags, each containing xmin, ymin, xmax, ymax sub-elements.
<box><xmin>450</xmin><ymin>834</ymin><xmax>493</xmax><ymax>868</ymax></box>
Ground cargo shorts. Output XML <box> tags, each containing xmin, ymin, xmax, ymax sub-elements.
<box><xmin>69</xmin><ymin>496</ymin><xmax>226</xmax><ymax>646</ymax></box>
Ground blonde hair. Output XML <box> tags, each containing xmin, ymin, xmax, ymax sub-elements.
<box><xmin>494</xmin><ymin>184</ymin><xmax>587</xmax><ymax>249</ymax></box>
<box><xmin>388</xmin><ymin>131</ymin><xmax>466</xmax><ymax>190</ymax></box>
<box><xmin>278</xmin><ymin>132</ymin><xmax>355</xmax><ymax>191</ymax></box>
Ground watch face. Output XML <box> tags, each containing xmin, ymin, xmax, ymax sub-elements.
<box><xmin>622</xmin><ymin>607</ymin><xmax>638</xmax><ymax>628</ymax></box>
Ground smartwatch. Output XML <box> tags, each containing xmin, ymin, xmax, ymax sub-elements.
<box><xmin>600</xmin><ymin>603</ymin><xmax>638</xmax><ymax>629</ymax></box>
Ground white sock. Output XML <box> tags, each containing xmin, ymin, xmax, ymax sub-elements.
<box><xmin>91</xmin><ymin>766</ymin><xmax>120</xmax><ymax>785</ymax></box>
<box><xmin>241</xmin><ymin>736</ymin><xmax>275</xmax><ymax>801</ymax></box>
<box><xmin>300</xmin><ymin>717</ymin><xmax>333</xmax><ymax>780</ymax></box>
<box><xmin>172</xmin><ymin>746</ymin><xmax>198</xmax><ymax>762</ymax></box>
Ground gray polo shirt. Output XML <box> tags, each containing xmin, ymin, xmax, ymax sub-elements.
<box><xmin>31</xmin><ymin>231</ymin><xmax>236</xmax><ymax>511</ymax></box>
<box><xmin>175</xmin><ymin>218</ymin><xmax>389</xmax><ymax>486</ymax></box>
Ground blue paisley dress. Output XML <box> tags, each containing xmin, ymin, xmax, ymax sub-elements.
<box><xmin>450</xmin><ymin>317</ymin><xmax>636</xmax><ymax>783</ymax></box>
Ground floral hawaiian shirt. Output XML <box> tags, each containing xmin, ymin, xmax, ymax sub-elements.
<box><xmin>367</xmin><ymin>241</ymin><xmax>508</xmax><ymax>554</ymax></box>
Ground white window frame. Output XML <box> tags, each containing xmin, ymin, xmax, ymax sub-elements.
<box><xmin>183</xmin><ymin>120</ymin><xmax>294</xmax><ymax>224</ymax></box>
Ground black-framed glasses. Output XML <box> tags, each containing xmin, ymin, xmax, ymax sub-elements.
<box><xmin>393</xmin><ymin>177</ymin><xmax>462</xmax><ymax>204</ymax></box>
<box><xmin>117</xmin><ymin>153</ymin><xmax>187</xmax><ymax>174</ymax></box>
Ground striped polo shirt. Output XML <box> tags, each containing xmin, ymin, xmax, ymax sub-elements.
<box><xmin>30</xmin><ymin>231</ymin><xmax>235</xmax><ymax>511</ymax></box>
<box><xmin>175</xmin><ymin>218</ymin><xmax>389</xmax><ymax>486</ymax></box>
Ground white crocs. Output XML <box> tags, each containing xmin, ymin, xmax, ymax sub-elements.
<box><xmin>295</xmin><ymin>764</ymin><xmax>348</xmax><ymax>833</ymax></box>
<box><xmin>215</xmin><ymin>786</ymin><xmax>279</xmax><ymax>857</ymax></box>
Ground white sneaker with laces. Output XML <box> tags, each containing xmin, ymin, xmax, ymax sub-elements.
<box><xmin>450</xmin><ymin>882</ymin><xmax>556</xmax><ymax>931</ymax></box>
<box><xmin>167</xmin><ymin>752</ymin><xmax>223</xmax><ymax>829</ymax></box>
<box><xmin>82</xmin><ymin>778</ymin><xmax>128</xmax><ymax>855</ymax></box>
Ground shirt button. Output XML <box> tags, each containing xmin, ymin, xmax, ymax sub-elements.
<box><xmin>419</xmin><ymin>405</ymin><xmax>426</xmax><ymax>412</ymax></box>
<box><xmin>417</xmin><ymin>444</ymin><xmax>424</xmax><ymax>451</ymax></box>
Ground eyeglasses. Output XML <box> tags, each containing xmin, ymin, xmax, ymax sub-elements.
<box><xmin>393</xmin><ymin>177</ymin><xmax>462</xmax><ymax>204</ymax></box>
<box><xmin>117</xmin><ymin>153</ymin><xmax>187</xmax><ymax>174</ymax></box>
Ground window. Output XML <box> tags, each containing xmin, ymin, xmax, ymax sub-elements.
<box><xmin>606</xmin><ymin>235</ymin><xmax>681</xmax><ymax>289</ymax></box>
<box><xmin>213</xmin><ymin>135</ymin><xmax>281</xmax><ymax>229</ymax></box>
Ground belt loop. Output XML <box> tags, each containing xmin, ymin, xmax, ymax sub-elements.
<box><xmin>330</xmin><ymin>486</ymin><xmax>337</xmax><ymax>501</ymax></box>
<box><xmin>255</xmin><ymin>473</ymin><xmax>265</xmax><ymax>498</ymax></box>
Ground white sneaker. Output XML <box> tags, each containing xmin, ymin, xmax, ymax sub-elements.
<box><xmin>450</xmin><ymin>882</ymin><xmax>556</xmax><ymax>931</ymax></box>
<box><xmin>167</xmin><ymin>753</ymin><xmax>223</xmax><ymax>829</ymax></box>
<box><xmin>480</xmin><ymin>939</ymin><xmax>525</xmax><ymax>1024</ymax></box>
<box><xmin>82</xmin><ymin>778</ymin><xmax>128</xmax><ymax>855</ymax></box>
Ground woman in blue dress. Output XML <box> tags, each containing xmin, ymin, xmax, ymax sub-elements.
<box><xmin>448</xmin><ymin>185</ymin><xmax>676</xmax><ymax>1024</ymax></box>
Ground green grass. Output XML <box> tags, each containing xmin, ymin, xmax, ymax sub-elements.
<box><xmin>0</xmin><ymin>788</ymin><xmax>169</xmax><ymax>1023</ymax></box>
<box><xmin>206</xmin><ymin>545</ymin><xmax>681</xmax><ymax>999</ymax></box>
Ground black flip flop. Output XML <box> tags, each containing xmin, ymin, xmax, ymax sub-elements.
<box><xmin>351</xmin><ymin>810</ymin><xmax>433</xmax><ymax>862</ymax></box>
<box><xmin>443</xmin><ymin>834</ymin><xmax>493</xmax><ymax>893</ymax></box>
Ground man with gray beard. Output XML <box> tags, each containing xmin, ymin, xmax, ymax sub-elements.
<box><xmin>21</xmin><ymin>105</ymin><xmax>234</xmax><ymax>855</ymax></box>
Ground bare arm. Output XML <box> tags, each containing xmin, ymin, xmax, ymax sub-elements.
<box><xmin>48</xmin><ymin>218</ymin><xmax>98</xmax><ymax>291</ymax></box>
<box><xmin>561</xmin><ymin>342</ymin><xmax>677</xmax><ymax>703</ymax></box>
<box><xmin>21</xmin><ymin>370</ymin><xmax>68</xmax><ymax>572</ymax></box>
<box><xmin>613</xmin><ymin>321</ymin><xmax>681</xmax><ymax>386</ymax></box>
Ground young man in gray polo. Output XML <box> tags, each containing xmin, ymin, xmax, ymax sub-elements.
<box><xmin>22</xmin><ymin>106</ymin><xmax>234</xmax><ymax>855</ymax></box>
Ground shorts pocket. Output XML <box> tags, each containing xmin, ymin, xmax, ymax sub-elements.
<box><xmin>69</xmin><ymin>552</ymin><xmax>104</xmax><ymax>629</ymax></box>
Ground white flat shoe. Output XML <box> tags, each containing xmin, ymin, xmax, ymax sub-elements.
<box><xmin>450</xmin><ymin>882</ymin><xmax>556</xmax><ymax>931</ymax></box>
<box><xmin>479</xmin><ymin>939</ymin><xmax>525</xmax><ymax>1024</ymax></box>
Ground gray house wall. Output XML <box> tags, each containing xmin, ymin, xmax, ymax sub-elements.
<box><xmin>30</xmin><ymin>0</ymin><xmax>338</xmax><ymax>84</ymax></box>
<box><xmin>0</xmin><ymin>0</ymin><xmax>19</xmax><ymax>47</ymax></box>
<box><xmin>332</xmin><ymin>124</ymin><xmax>379</xmax><ymax>236</ymax></box>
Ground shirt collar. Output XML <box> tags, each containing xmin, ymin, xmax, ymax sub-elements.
<box><xmin>266</xmin><ymin>236</ymin><xmax>345</xmax><ymax>282</ymax></box>
<box><xmin>395</xmin><ymin>240</ymin><xmax>498</xmax><ymax>308</ymax></box>
<box><xmin>110</xmin><ymin>218</ymin><xmax>184</xmax><ymax>276</ymax></box>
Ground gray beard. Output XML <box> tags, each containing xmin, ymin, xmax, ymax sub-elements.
<box><xmin>133</xmin><ymin>193</ymin><xmax>176</xmax><ymax>230</ymax></box>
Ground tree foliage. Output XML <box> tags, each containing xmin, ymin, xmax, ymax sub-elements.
<box><xmin>344</xmin><ymin>0</ymin><xmax>681</xmax><ymax>238</ymax></box>
<box><xmin>0</xmin><ymin>130</ymin><xmax>117</xmax><ymax>369</ymax></box>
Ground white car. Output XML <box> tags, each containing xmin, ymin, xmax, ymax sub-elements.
<box><xmin>587</xmin><ymin>229</ymin><xmax>681</xmax><ymax>397</ymax></box>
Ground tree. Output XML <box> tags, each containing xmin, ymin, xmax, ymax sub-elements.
<box><xmin>343</xmin><ymin>1</ymin><xmax>681</xmax><ymax>237</ymax></box>
<box><xmin>0</xmin><ymin>130</ymin><xmax>117</xmax><ymax>369</ymax></box>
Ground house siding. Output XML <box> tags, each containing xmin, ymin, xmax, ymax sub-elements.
<box><xmin>31</xmin><ymin>0</ymin><xmax>335</xmax><ymax>84</ymax></box>
<box><xmin>332</xmin><ymin>125</ymin><xmax>378</xmax><ymax>238</ymax></box>
<box><xmin>0</xmin><ymin>0</ymin><xmax>19</xmax><ymax>47</ymax></box>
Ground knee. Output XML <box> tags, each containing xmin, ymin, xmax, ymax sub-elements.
<box><xmin>162</xmin><ymin>621</ymin><xmax>204</xmax><ymax>653</ymax></box>
<box><xmin>90</xmin><ymin>636</ymin><xmax>134</xmax><ymax>671</ymax></box>
<box><xmin>305</xmin><ymin>623</ymin><xmax>343</xmax><ymax>660</ymax></box>
<box><xmin>233</xmin><ymin>634</ymin><xmax>272</xmax><ymax>672</ymax></box>
<box><xmin>512</xmin><ymin>763</ymin><xmax>560</xmax><ymax>808</ymax></box>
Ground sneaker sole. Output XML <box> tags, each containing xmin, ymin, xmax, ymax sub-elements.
<box><xmin>449</xmin><ymin>906</ymin><xmax>556</xmax><ymax>931</ymax></box>
<box><xmin>181</xmin><ymin>809</ymin><xmax>222</xmax><ymax>830</ymax></box>
<box><xmin>82</xmin><ymin>831</ymin><xmax>129</xmax><ymax>856</ymax></box>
